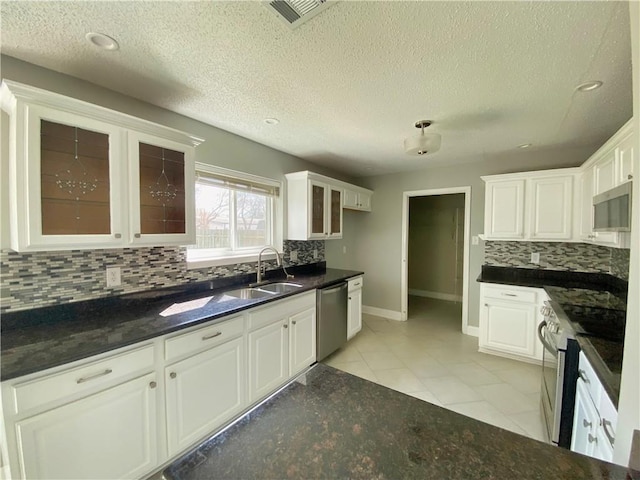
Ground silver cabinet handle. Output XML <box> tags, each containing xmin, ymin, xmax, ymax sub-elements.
<box><xmin>114</xmin><ymin>233</ymin><xmax>122</xmax><ymax>239</ymax></box>
<box><xmin>77</xmin><ymin>369</ymin><xmax>113</xmax><ymax>384</ymax></box>
<box><xmin>583</xmin><ymin>419</ymin><xmax>592</xmax><ymax>428</ymax></box>
<box><xmin>292</xmin><ymin>320</ymin><xmax>297</xmax><ymax>325</ymax></box>
<box><xmin>202</xmin><ymin>331</ymin><xmax>222</xmax><ymax>341</ymax></box>
<box><xmin>349</xmin><ymin>296</ymin><xmax>352</xmax><ymax>300</ymax></box>
<box><xmin>149</xmin><ymin>381</ymin><xmax>157</xmax><ymax>389</ymax></box>
<box><xmin>170</xmin><ymin>372</ymin><xmax>177</xmax><ymax>379</ymax></box>
<box><xmin>134</xmin><ymin>233</ymin><xmax>141</xmax><ymax>238</ymax></box>
<box><xmin>628</xmin><ymin>174</ymin><xmax>633</xmax><ymax>180</ymax></box>
<box><xmin>601</xmin><ymin>419</ymin><xmax>615</xmax><ymax>445</ymax></box>
<box><xmin>578</xmin><ymin>369</ymin><xmax>590</xmax><ymax>384</ymax></box>
<box><xmin>283</xmin><ymin>324</ymin><xmax>288</xmax><ymax>329</ymax></box>
<box><xmin>588</xmin><ymin>433</ymin><xmax>598</xmax><ymax>444</ymax></box>
<box><xmin>502</xmin><ymin>293</ymin><xmax>517</xmax><ymax>297</ymax></box>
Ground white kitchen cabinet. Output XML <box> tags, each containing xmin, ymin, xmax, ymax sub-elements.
<box><xmin>16</xmin><ymin>372</ymin><xmax>157</xmax><ymax>480</ymax></box>
<box><xmin>483</xmin><ymin>179</ymin><xmax>526</xmax><ymax>239</ymax></box>
<box><xmin>571</xmin><ymin>378</ymin><xmax>599</xmax><ymax>458</ymax></box>
<box><xmin>286</xmin><ymin>172</ymin><xmax>342</xmax><ymax>240</ymax></box>
<box><xmin>165</xmin><ymin>336</ymin><xmax>244</xmax><ymax>457</ymax></box>
<box><xmin>593</xmin><ymin>147</ymin><xmax>617</xmax><ymax>196</ymax></box>
<box><xmin>617</xmin><ymin>133</ymin><xmax>635</xmax><ymax>183</ymax></box>
<box><xmin>479</xmin><ymin>283</ymin><xmax>544</xmax><ymax>363</ymax></box>
<box><xmin>288</xmin><ymin>307</ymin><xmax>317</xmax><ymax>376</ymax></box>
<box><xmin>529</xmin><ymin>175</ymin><xmax>573</xmax><ymax>240</ymax></box>
<box><xmin>0</xmin><ymin>80</ymin><xmax>201</xmax><ymax>251</ymax></box>
<box><xmin>347</xmin><ymin>276</ymin><xmax>363</xmax><ymax>340</ymax></box>
<box><xmin>571</xmin><ymin>352</ymin><xmax>617</xmax><ymax>463</ymax></box>
<box><xmin>248</xmin><ymin>292</ymin><xmax>316</xmax><ymax>403</ymax></box>
<box><xmin>343</xmin><ymin>188</ymin><xmax>372</xmax><ymax>211</ymax></box>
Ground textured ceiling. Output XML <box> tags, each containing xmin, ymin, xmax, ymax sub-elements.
<box><xmin>0</xmin><ymin>1</ymin><xmax>633</xmax><ymax>177</ymax></box>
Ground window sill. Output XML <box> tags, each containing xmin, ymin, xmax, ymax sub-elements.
<box><xmin>186</xmin><ymin>252</ymin><xmax>280</xmax><ymax>270</ymax></box>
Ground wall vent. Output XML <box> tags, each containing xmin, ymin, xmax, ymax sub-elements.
<box><xmin>265</xmin><ymin>0</ymin><xmax>335</xmax><ymax>29</ymax></box>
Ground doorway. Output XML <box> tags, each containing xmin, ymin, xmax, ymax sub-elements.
<box><xmin>400</xmin><ymin>187</ymin><xmax>471</xmax><ymax>334</ymax></box>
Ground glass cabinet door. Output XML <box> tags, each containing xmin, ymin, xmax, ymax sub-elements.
<box><xmin>128</xmin><ymin>131</ymin><xmax>195</xmax><ymax>246</ymax></box>
<box><xmin>310</xmin><ymin>182</ymin><xmax>326</xmax><ymax>237</ymax></box>
<box><xmin>329</xmin><ymin>188</ymin><xmax>342</xmax><ymax>236</ymax></box>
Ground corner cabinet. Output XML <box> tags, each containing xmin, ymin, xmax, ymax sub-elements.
<box><xmin>285</xmin><ymin>171</ymin><xmax>373</xmax><ymax>240</ymax></box>
<box><xmin>0</xmin><ymin>80</ymin><xmax>202</xmax><ymax>251</ymax></box>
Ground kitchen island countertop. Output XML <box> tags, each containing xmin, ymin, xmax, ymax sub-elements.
<box><xmin>164</xmin><ymin>364</ymin><xmax>635</xmax><ymax>480</ymax></box>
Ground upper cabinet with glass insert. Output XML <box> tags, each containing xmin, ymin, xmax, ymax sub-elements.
<box><xmin>285</xmin><ymin>171</ymin><xmax>372</xmax><ymax>240</ymax></box>
<box><xmin>1</xmin><ymin>81</ymin><xmax>201</xmax><ymax>251</ymax></box>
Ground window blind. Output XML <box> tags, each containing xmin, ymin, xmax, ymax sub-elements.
<box><xmin>195</xmin><ymin>170</ymin><xmax>280</xmax><ymax>197</ymax></box>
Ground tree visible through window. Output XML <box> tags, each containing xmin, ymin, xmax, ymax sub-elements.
<box><xmin>188</xmin><ymin>165</ymin><xmax>277</xmax><ymax>262</ymax></box>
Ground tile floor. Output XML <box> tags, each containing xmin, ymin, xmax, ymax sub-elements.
<box><xmin>323</xmin><ymin>296</ymin><xmax>547</xmax><ymax>442</ymax></box>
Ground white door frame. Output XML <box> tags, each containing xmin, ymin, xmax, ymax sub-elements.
<box><xmin>401</xmin><ymin>187</ymin><xmax>472</xmax><ymax>335</ymax></box>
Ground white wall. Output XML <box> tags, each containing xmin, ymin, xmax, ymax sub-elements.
<box><xmin>0</xmin><ymin>55</ymin><xmax>359</xmax><ymax>251</ymax></box>
<box><xmin>408</xmin><ymin>194</ymin><xmax>465</xmax><ymax>299</ymax></box>
<box><xmin>328</xmin><ymin>150</ymin><xmax>601</xmax><ymax>327</ymax></box>
<box><xmin>613</xmin><ymin>0</ymin><xmax>639</xmax><ymax>467</ymax></box>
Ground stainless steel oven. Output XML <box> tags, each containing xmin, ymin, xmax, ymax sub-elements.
<box><xmin>538</xmin><ymin>301</ymin><xmax>579</xmax><ymax>448</ymax></box>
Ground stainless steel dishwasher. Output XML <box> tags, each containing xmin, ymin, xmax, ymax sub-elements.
<box><xmin>316</xmin><ymin>282</ymin><xmax>348</xmax><ymax>361</ymax></box>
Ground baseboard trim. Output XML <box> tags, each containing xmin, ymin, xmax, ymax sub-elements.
<box><xmin>408</xmin><ymin>289</ymin><xmax>462</xmax><ymax>302</ymax></box>
<box><xmin>477</xmin><ymin>347</ymin><xmax>542</xmax><ymax>366</ymax></box>
<box><xmin>464</xmin><ymin>326</ymin><xmax>479</xmax><ymax>337</ymax></box>
<box><xmin>362</xmin><ymin>305</ymin><xmax>403</xmax><ymax>321</ymax></box>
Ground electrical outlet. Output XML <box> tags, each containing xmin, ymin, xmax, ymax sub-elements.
<box><xmin>106</xmin><ymin>267</ymin><xmax>121</xmax><ymax>287</ymax></box>
<box><xmin>472</xmin><ymin>236</ymin><xmax>480</xmax><ymax>245</ymax></box>
<box><xmin>530</xmin><ymin>252</ymin><xmax>540</xmax><ymax>265</ymax></box>
<box><xmin>342</xmin><ymin>246</ymin><xmax>347</xmax><ymax>254</ymax></box>
<box><xmin>290</xmin><ymin>250</ymin><xmax>298</xmax><ymax>262</ymax></box>
<box><xmin>313</xmin><ymin>249</ymin><xmax>318</xmax><ymax>259</ymax></box>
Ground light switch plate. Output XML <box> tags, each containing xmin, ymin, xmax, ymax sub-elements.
<box><xmin>313</xmin><ymin>249</ymin><xmax>318</xmax><ymax>259</ymax></box>
<box><xmin>530</xmin><ymin>252</ymin><xmax>540</xmax><ymax>264</ymax></box>
<box><xmin>289</xmin><ymin>250</ymin><xmax>298</xmax><ymax>262</ymax></box>
<box><xmin>472</xmin><ymin>236</ymin><xmax>479</xmax><ymax>245</ymax></box>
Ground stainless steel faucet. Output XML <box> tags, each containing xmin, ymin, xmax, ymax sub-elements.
<box><xmin>254</xmin><ymin>246</ymin><xmax>282</xmax><ymax>285</ymax></box>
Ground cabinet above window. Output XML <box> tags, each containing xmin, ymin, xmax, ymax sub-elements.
<box><xmin>1</xmin><ymin>81</ymin><xmax>203</xmax><ymax>252</ymax></box>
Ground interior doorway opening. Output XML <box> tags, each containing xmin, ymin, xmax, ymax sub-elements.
<box><xmin>401</xmin><ymin>187</ymin><xmax>471</xmax><ymax>334</ymax></box>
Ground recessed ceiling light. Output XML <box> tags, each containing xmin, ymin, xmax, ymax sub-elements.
<box><xmin>264</xmin><ymin>118</ymin><xmax>279</xmax><ymax>125</ymax></box>
<box><xmin>576</xmin><ymin>81</ymin><xmax>603</xmax><ymax>92</ymax></box>
<box><xmin>85</xmin><ymin>32</ymin><xmax>119</xmax><ymax>51</ymax></box>
<box><xmin>518</xmin><ymin>143</ymin><xmax>532</xmax><ymax>149</ymax></box>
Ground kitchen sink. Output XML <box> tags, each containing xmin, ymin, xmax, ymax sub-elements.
<box><xmin>223</xmin><ymin>288</ymin><xmax>276</xmax><ymax>300</ymax></box>
<box><xmin>256</xmin><ymin>282</ymin><xmax>304</xmax><ymax>294</ymax></box>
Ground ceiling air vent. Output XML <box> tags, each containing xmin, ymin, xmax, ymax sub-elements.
<box><xmin>265</xmin><ymin>0</ymin><xmax>335</xmax><ymax>29</ymax></box>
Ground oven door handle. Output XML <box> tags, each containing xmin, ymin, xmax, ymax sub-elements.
<box><xmin>537</xmin><ymin>321</ymin><xmax>558</xmax><ymax>358</ymax></box>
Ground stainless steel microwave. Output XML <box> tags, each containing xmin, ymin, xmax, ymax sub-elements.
<box><xmin>593</xmin><ymin>182</ymin><xmax>632</xmax><ymax>232</ymax></box>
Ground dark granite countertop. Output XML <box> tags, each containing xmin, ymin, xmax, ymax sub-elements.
<box><xmin>164</xmin><ymin>364</ymin><xmax>635</xmax><ymax>480</ymax></box>
<box><xmin>0</xmin><ymin>264</ymin><xmax>363</xmax><ymax>381</ymax></box>
<box><xmin>477</xmin><ymin>265</ymin><xmax>628</xmax><ymax>406</ymax></box>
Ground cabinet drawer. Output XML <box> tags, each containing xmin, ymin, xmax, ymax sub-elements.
<box><xmin>578</xmin><ymin>352</ymin><xmax>602</xmax><ymax>408</ymax></box>
<box><xmin>248</xmin><ymin>292</ymin><xmax>315</xmax><ymax>331</ymax></box>
<box><xmin>348</xmin><ymin>276</ymin><xmax>363</xmax><ymax>292</ymax></box>
<box><xmin>165</xmin><ymin>315</ymin><xmax>244</xmax><ymax>362</ymax></box>
<box><xmin>483</xmin><ymin>286</ymin><xmax>537</xmax><ymax>304</ymax></box>
<box><xmin>10</xmin><ymin>345</ymin><xmax>154</xmax><ymax>415</ymax></box>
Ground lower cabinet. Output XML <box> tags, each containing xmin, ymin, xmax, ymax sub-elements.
<box><xmin>479</xmin><ymin>283</ymin><xmax>545</xmax><ymax>363</ymax></box>
<box><xmin>16</xmin><ymin>373</ymin><xmax>157</xmax><ymax>480</ymax></box>
<box><xmin>248</xmin><ymin>292</ymin><xmax>316</xmax><ymax>403</ymax></box>
<box><xmin>1</xmin><ymin>291</ymin><xmax>317</xmax><ymax>479</ymax></box>
<box><xmin>571</xmin><ymin>352</ymin><xmax>616</xmax><ymax>462</ymax></box>
<box><xmin>164</xmin><ymin>336</ymin><xmax>244</xmax><ymax>457</ymax></box>
<box><xmin>347</xmin><ymin>276</ymin><xmax>363</xmax><ymax>340</ymax></box>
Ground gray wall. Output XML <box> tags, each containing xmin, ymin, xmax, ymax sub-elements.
<box><xmin>408</xmin><ymin>194</ymin><xmax>465</xmax><ymax>297</ymax></box>
<box><xmin>326</xmin><ymin>150</ymin><xmax>599</xmax><ymax>328</ymax></box>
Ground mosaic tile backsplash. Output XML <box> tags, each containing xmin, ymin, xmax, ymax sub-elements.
<box><xmin>0</xmin><ymin>240</ymin><xmax>325</xmax><ymax>313</ymax></box>
<box><xmin>484</xmin><ymin>241</ymin><xmax>630</xmax><ymax>281</ymax></box>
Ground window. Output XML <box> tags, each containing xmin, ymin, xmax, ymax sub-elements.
<box><xmin>187</xmin><ymin>164</ymin><xmax>281</xmax><ymax>266</ymax></box>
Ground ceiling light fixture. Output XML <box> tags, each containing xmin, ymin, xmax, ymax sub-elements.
<box><xmin>576</xmin><ymin>81</ymin><xmax>603</xmax><ymax>92</ymax></box>
<box><xmin>264</xmin><ymin>118</ymin><xmax>280</xmax><ymax>125</ymax></box>
<box><xmin>404</xmin><ymin>120</ymin><xmax>441</xmax><ymax>156</ymax></box>
<box><xmin>85</xmin><ymin>32</ymin><xmax>119</xmax><ymax>51</ymax></box>
<box><xmin>518</xmin><ymin>143</ymin><xmax>532</xmax><ymax>149</ymax></box>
